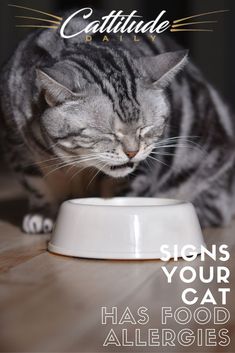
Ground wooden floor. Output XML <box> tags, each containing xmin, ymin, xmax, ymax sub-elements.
<box><xmin>0</xmin><ymin>172</ymin><xmax>234</xmax><ymax>352</ymax></box>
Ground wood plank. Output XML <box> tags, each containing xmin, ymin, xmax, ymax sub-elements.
<box><xmin>0</xmin><ymin>222</ymin><xmax>49</xmax><ymax>272</ymax></box>
<box><xmin>0</xmin><ymin>252</ymin><xmax>164</xmax><ymax>352</ymax></box>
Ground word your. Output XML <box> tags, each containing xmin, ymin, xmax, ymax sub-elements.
<box><xmin>60</xmin><ymin>8</ymin><xmax>170</xmax><ymax>38</ymax></box>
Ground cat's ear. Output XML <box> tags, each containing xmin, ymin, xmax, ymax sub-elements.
<box><xmin>36</xmin><ymin>68</ymin><xmax>79</xmax><ymax>107</ymax></box>
<box><xmin>137</xmin><ymin>50</ymin><xmax>188</xmax><ymax>89</ymax></box>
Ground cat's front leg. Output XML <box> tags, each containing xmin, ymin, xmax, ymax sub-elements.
<box><xmin>22</xmin><ymin>213</ymin><xmax>54</xmax><ymax>234</ymax></box>
<box><xmin>20</xmin><ymin>167</ymin><xmax>59</xmax><ymax>234</ymax></box>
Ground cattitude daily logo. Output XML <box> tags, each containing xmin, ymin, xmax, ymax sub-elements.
<box><xmin>9</xmin><ymin>4</ymin><xmax>229</xmax><ymax>41</ymax></box>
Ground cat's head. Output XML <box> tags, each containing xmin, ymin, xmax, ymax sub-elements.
<box><xmin>37</xmin><ymin>48</ymin><xmax>188</xmax><ymax>177</ymax></box>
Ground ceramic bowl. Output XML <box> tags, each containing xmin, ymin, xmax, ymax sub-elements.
<box><xmin>48</xmin><ymin>197</ymin><xmax>205</xmax><ymax>259</ymax></box>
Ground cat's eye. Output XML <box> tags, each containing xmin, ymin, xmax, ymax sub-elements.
<box><xmin>139</xmin><ymin>125</ymin><xmax>155</xmax><ymax>138</ymax></box>
<box><xmin>116</xmin><ymin>131</ymin><xmax>124</xmax><ymax>139</ymax></box>
<box><xmin>103</xmin><ymin>133</ymin><xmax>116</xmax><ymax>141</ymax></box>
<box><xmin>59</xmin><ymin>140</ymin><xmax>74</xmax><ymax>149</ymax></box>
<box><xmin>136</xmin><ymin>127</ymin><xmax>142</xmax><ymax>138</ymax></box>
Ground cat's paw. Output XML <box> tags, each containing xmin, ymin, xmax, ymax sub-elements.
<box><xmin>22</xmin><ymin>214</ymin><xmax>54</xmax><ymax>234</ymax></box>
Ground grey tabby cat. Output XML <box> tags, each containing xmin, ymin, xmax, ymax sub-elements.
<box><xmin>0</xmin><ymin>10</ymin><xmax>235</xmax><ymax>233</ymax></box>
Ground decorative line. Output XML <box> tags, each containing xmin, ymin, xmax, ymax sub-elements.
<box><xmin>8</xmin><ymin>4</ymin><xmax>62</xmax><ymax>21</ymax></box>
<box><xmin>173</xmin><ymin>9</ymin><xmax>229</xmax><ymax>24</ymax></box>
<box><xmin>170</xmin><ymin>28</ymin><xmax>214</xmax><ymax>32</ymax></box>
<box><xmin>15</xmin><ymin>16</ymin><xmax>60</xmax><ymax>25</ymax></box>
<box><xmin>15</xmin><ymin>25</ymin><xmax>58</xmax><ymax>29</ymax></box>
<box><xmin>172</xmin><ymin>21</ymin><xmax>217</xmax><ymax>28</ymax></box>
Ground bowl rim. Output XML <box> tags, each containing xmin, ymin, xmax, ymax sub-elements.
<box><xmin>67</xmin><ymin>197</ymin><xmax>186</xmax><ymax>208</ymax></box>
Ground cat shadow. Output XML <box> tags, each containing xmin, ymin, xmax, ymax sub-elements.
<box><xmin>0</xmin><ymin>197</ymin><xmax>28</xmax><ymax>227</ymax></box>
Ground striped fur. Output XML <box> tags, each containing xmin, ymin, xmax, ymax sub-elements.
<box><xmin>0</xmin><ymin>10</ymin><xmax>235</xmax><ymax>232</ymax></box>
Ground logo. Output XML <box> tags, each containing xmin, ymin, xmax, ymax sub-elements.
<box><xmin>9</xmin><ymin>4</ymin><xmax>229</xmax><ymax>42</ymax></box>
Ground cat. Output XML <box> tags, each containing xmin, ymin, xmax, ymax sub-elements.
<box><xmin>0</xmin><ymin>9</ymin><xmax>235</xmax><ymax>233</ymax></box>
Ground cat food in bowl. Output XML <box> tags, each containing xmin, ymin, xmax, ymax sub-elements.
<box><xmin>48</xmin><ymin>197</ymin><xmax>205</xmax><ymax>259</ymax></box>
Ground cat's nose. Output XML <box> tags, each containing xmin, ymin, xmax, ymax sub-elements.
<box><xmin>124</xmin><ymin>150</ymin><xmax>139</xmax><ymax>159</ymax></box>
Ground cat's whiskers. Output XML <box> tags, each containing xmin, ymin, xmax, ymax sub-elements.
<box><xmin>24</xmin><ymin>156</ymin><xmax>81</xmax><ymax>169</ymax></box>
<box><xmin>146</xmin><ymin>155</ymin><xmax>156</xmax><ymax>171</ymax></box>
<box><xmin>43</xmin><ymin>156</ymin><xmax>100</xmax><ymax>178</ymax></box>
<box><xmin>148</xmin><ymin>154</ymin><xmax>185</xmax><ymax>175</ymax></box>
<box><xmin>69</xmin><ymin>159</ymin><xmax>104</xmax><ymax>183</ymax></box>
<box><xmin>150</xmin><ymin>151</ymin><xmax>177</xmax><ymax>157</ymax></box>
<box><xmin>69</xmin><ymin>163</ymin><xmax>95</xmax><ymax>183</ymax></box>
<box><xmin>147</xmin><ymin>155</ymin><xmax>172</xmax><ymax>169</ymax></box>
<box><xmin>153</xmin><ymin>143</ymin><xmax>207</xmax><ymax>157</ymax></box>
<box><xmin>87</xmin><ymin>162</ymin><xmax>109</xmax><ymax>189</ymax></box>
<box><xmin>25</xmin><ymin>152</ymin><xmax>111</xmax><ymax>178</ymax></box>
<box><xmin>30</xmin><ymin>154</ymin><xmax>78</xmax><ymax>166</ymax></box>
<box><xmin>45</xmin><ymin>152</ymin><xmax>109</xmax><ymax>178</ymax></box>
<box><xmin>153</xmin><ymin>141</ymin><xmax>202</xmax><ymax>150</ymax></box>
<box><xmin>34</xmin><ymin>152</ymin><xmax>101</xmax><ymax>166</ymax></box>
<box><xmin>143</xmin><ymin>158</ymin><xmax>153</xmax><ymax>173</ymax></box>
<box><xmin>155</xmin><ymin>136</ymin><xmax>201</xmax><ymax>146</ymax></box>
<box><xmin>24</xmin><ymin>156</ymin><xmax>62</xmax><ymax>168</ymax></box>
<box><xmin>158</xmin><ymin>135</ymin><xmax>199</xmax><ymax>140</ymax></box>
<box><xmin>64</xmin><ymin>153</ymin><xmax>104</xmax><ymax>175</ymax></box>
<box><xmin>153</xmin><ymin>144</ymin><xmax>192</xmax><ymax>149</ymax></box>
<box><xmin>65</xmin><ymin>163</ymin><xmax>78</xmax><ymax>175</ymax></box>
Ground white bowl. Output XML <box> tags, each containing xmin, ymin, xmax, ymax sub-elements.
<box><xmin>48</xmin><ymin>197</ymin><xmax>205</xmax><ymax>260</ymax></box>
